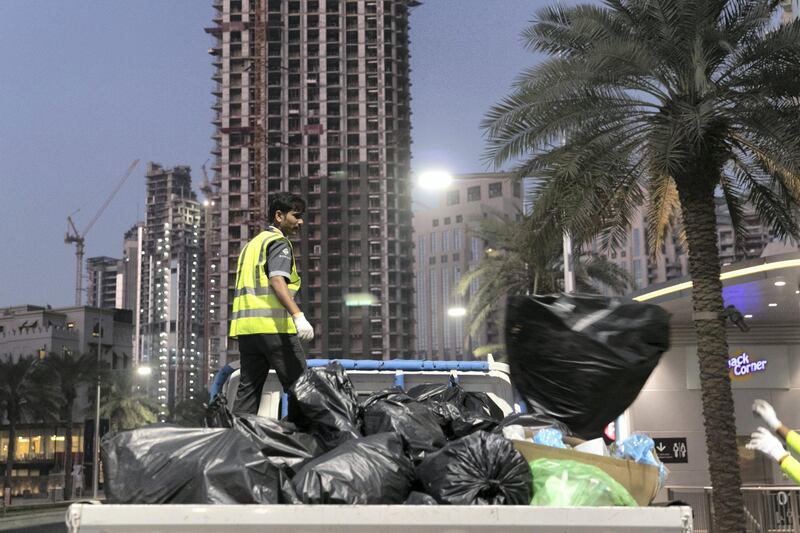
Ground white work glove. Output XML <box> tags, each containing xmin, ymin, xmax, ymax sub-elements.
<box><xmin>746</xmin><ymin>427</ymin><xmax>789</xmax><ymax>464</ymax></box>
<box><xmin>292</xmin><ymin>312</ymin><xmax>314</xmax><ymax>341</ymax></box>
<box><xmin>753</xmin><ymin>399</ymin><xmax>782</xmax><ymax>432</ymax></box>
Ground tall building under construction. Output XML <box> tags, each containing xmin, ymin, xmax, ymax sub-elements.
<box><xmin>139</xmin><ymin>163</ymin><xmax>206</xmax><ymax>419</ymax></box>
<box><xmin>206</xmin><ymin>0</ymin><xmax>418</xmax><ymax>367</ymax></box>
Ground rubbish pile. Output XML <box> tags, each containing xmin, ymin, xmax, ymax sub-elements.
<box><xmin>102</xmin><ymin>294</ymin><xmax>671</xmax><ymax>507</ymax></box>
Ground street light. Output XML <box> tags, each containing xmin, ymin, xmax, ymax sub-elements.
<box><xmin>417</xmin><ymin>169</ymin><xmax>453</xmax><ymax>190</ymax></box>
<box><xmin>136</xmin><ymin>366</ymin><xmax>152</xmax><ymax>376</ymax></box>
<box><xmin>447</xmin><ymin>307</ymin><xmax>467</xmax><ymax>317</ymax></box>
<box><xmin>92</xmin><ymin>319</ymin><xmax>102</xmax><ymax>500</ymax></box>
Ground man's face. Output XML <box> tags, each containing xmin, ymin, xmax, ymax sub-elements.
<box><xmin>275</xmin><ymin>209</ymin><xmax>303</xmax><ymax>235</ymax></box>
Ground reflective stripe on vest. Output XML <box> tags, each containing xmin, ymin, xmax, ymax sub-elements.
<box><xmin>229</xmin><ymin>230</ymin><xmax>301</xmax><ymax>337</ymax></box>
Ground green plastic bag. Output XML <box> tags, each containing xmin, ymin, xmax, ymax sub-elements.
<box><xmin>529</xmin><ymin>458</ymin><xmax>637</xmax><ymax>507</ymax></box>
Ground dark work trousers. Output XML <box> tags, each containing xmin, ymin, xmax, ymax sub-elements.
<box><xmin>234</xmin><ymin>333</ymin><xmax>307</xmax><ymax>416</ymax></box>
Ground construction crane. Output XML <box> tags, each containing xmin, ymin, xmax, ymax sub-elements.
<box><xmin>65</xmin><ymin>159</ymin><xmax>140</xmax><ymax>306</ymax></box>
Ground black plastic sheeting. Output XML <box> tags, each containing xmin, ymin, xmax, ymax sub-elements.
<box><xmin>406</xmin><ymin>382</ymin><xmax>504</xmax><ymax>439</ymax></box>
<box><xmin>493</xmin><ymin>412</ymin><xmax>571</xmax><ymax>437</ymax></box>
<box><xmin>204</xmin><ymin>393</ymin><xmax>234</xmax><ymax>428</ymax></box>
<box><xmin>102</xmin><ymin>415</ymin><xmax>321</xmax><ymax>504</ymax></box>
<box><xmin>290</xmin><ymin>432</ymin><xmax>414</xmax><ymax>504</ymax></box>
<box><xmin>287</xmin><ymin>362</ymin><xmax>361</xmax><ymax>450</ymax></box>
<box><xmin>415</xmin><ymin>431</ymin><xmax>532</xmax><ymax>505</ymax></box>
<box><xmin>404</xmin><ymin>491</ymin><xmax>439</xmax><ymax>505</ymax></box>
<box><xmin>361</xmin><ymin>388</ymin><xmax>446</xmax><ymax>461</ymax></box>
<box><xmin>506</xmin><ymin>294</ymin><xmax>670</xmax><ymax>438</ymax></box>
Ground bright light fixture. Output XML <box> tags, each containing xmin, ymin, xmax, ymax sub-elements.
<box><xmin>137</xmin><ymin>366</ymin><xmax>153</xmax><ymax>376</ymax></box>
<box><xmin>633</xmin><ymin>259</ymin><xmax>800</xmax><ymax>302</ymax></box>
<box><xmin>744</xmin><ymin>314</ymin><xmax>753</xmax><ymax>319</ymax></box>
<box><xmin>774</xmin><ymin>281</ymin><xmax>786</xmax><ymax>287</ymax></box>
<box><xmin>417</xmin><ymin>170</ymin><xmax>453</xmax><ymax>190</ymax></box>
<box><xmin>447</xmin><ymin>307</ymin><xmax>467</xmax><ymax>317</ymax></box>
<box><xmin>768</xmin><ymin>303</ymin><xmax>778</xmax><ymax>307</ymax></box>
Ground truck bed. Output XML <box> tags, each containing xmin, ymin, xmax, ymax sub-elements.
<box><xmin>66</xmin><ymin>503</ymin><xmax>693</xmax><ymax>532</ymax></box>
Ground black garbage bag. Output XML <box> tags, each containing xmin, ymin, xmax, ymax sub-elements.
<box><xmin>493</xmin><ymin>412</ymin><xmax>571</xmax><ymax>437</ymax></box>
<box><xmin>415</xmin><ymin>431</ymin><xmax>532</xmax><ymax>505</ymax></box>
<box><xmin>291</xmin><ymin>432</ymin><xmax>414</xmax><ymax>504</ymax></box>
<box><xmin>506</xmin><ymin>294</ymin><xmax>670</xmax><ymax>438</ymax></box>
<box><xmin>287</xmin><ymin>362</ymin><xmax>361</xmax><ymax>451</ymax></box>
<box><xmin>406</xmin><ymin>382</ymin><xmax>503</xmax><ymax>439</ymax></box>
<box><xmin>404</xmin><ymin>491</ymin><xmax>439</xmax><ymax>505</ymax></box>
<box><xmin>102</xmin><ymin>415</ymin><xmax>321</xmax><ymax>504</ymax></box>
<box><xmin>361</xmin><ymin>388</ymin><xmax>446</xmax><ymax>460</ymax></box>
<box><xmin>204</xmin><ymin>393</ymin><xmax>234</xmax><ymax>428</ymax></box>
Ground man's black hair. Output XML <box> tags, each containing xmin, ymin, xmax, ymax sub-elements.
<box><xmin>268</xmin><ymin>192</ymin><xmax>306</xmax><ymax>223</ymax></box>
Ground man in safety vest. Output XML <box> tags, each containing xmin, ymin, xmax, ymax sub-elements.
<box><xmin>747</xmin><ymin>399</ymin><xmax>800</xmax><ymax>484</ymax></box>
<box><xmin>229</xmin><ymin>192</ymin><xmax>314</xmax><ymax>415</ymax></box>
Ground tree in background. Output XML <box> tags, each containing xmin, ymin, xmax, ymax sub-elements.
<box><xmin>89</xmin><ymin>370</ymin><xmax>158</xmax><ymax>434</ymax></box>
<box><xmin>456</xmin><ymin>211</ymin><xmax>629</xmax><ymax>358</ymax></box>
<box><xmin>483</xmin><ymin>1</ymin><xmax>800</xmax><ymax>529</ymax></box>
<box><xmin>0</xmin><ymin>356</ymin><xmax>59</xmax><ymax>502</ymax></box>
<box><xmin>43</xmin><ymin>351</ymin><xmax>98</xmax><ymax>499</ymax></box>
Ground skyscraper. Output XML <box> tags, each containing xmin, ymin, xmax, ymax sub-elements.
<box><xmin>86</xmin><ymin>256</ymin><xmax>120</xmax><ymax>309</ymax></box>
<box><xmin>206</xmin><ymin>0</ymin><xmax>418</xmax><ymax>366</ymax></box>
<box><xmin>413</xmin><ymin>173</ymin><xmax>523</xmax><ymax>360</ymax></box>
<box><xmin>138</xmin><ymin>163</ymin><xmax>205</xmax><ymax>419</ymax></box>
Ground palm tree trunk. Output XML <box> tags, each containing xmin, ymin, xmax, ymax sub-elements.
<box><xmin>63</xmin><ymin>401</ymin><xmax>74</xmax><ymax>500</ymax></box>
<box><xmin>4</xmin><ymin>419</ymin><xmax>16</xmax><ymax>504</ymax></box>
<box><xmin>679</xmin><ymin>186</ymin><xmax>745</xmax><ymax>532</ymax></box>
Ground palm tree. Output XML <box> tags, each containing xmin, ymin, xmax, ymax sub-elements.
<box><xmin>43</xmin><ymin>351</ymin><xmax>97</xmax><ymax>499</ymax></box>
<box><xmin>89</xmin><ymin>370</ymin><xmax>158</xmax><ymax>433</ymax></box>
<box><xmin>456</xmin><ymin>211</ymin><xmax>630</xmax><ymax>351</ymax></box>
<box><xmin>482</xmin><ymin>1</ymin><xmax>800</xmax><ymax>529</ymax></box>
<box><xmin>0</xmin><ymin>356</ymin><xmax>60</xmax><ymax>502</ymax></box>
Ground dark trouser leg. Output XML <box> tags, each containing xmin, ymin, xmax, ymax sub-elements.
<box><xmin>264</xmin><ymin>333</ymin><xmax>308</xmax><ymax>391</ymax></box>
<box><xmin>234</xmin><ymin>335</ymin><xmax>270</xmax><ymax>416</ymax></box>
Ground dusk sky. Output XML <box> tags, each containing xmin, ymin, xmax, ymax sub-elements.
<box><xmin>0</xmin><ymin>1</ymin><xmax>560</xmax><ymax>308</ymax></box>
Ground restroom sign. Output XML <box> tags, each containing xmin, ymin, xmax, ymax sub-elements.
<box><xmin>654</xmin><ymin>437</ymin><xmax>688</xmax><ymax>464</ymax></box>
<box><xmin>728</xmin><ymin>352</ymin><xmax>768</xmax><ymax>381</ymax></box>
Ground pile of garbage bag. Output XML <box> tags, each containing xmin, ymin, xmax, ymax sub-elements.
<box><xmin>103</xmin><ymin>362</ymin><xmax>531</xmax><ymax>506</ymax></box>
<box><xmin>102</xmin><ymin>293</ymin><xmax>669</xmax><ymax>507</ymax></box>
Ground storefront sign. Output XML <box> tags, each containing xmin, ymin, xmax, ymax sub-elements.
<box><xmin>728</xmin><ymin>352</ymin><xmax>768</xmax><ymax>381</ymax></box>
<box><xmin>654</xmin><ymin>437</ymin><xmax>688</xmax><ymax>464</ymax></box>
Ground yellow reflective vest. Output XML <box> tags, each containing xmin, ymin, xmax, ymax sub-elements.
<box><xmin>780</xmin><ymin>430</ymin><xmax>800</xmax><ymax>484</ymax></box>
<box><xmin>229</xmin><ymin>229</ymin><xmax>301</xmax><ymax>337</ymax></box>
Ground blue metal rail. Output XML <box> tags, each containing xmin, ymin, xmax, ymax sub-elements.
<box><xmin>305</xmin><ymin>359</ymin><xmax>491</xmax><ymax>371</ymax></box>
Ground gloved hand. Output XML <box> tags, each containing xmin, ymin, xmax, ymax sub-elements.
<box><xmin>746</xmin><ymin>427</ymin><xmax>789</xmax><ymax>464</ymax></box>
<box><xmin>292</xmin><ymin>312</ymin><xmax>314</xmax><ymax>341</ymax></box>
<box><xmin>753</xmin><ymin>399</ymin><xmax>782</xmax><ymax>432</ymax></box>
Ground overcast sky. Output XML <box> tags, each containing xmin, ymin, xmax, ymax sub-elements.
<box><xmin>0</xmin><ymin>0</ymin><xmax>559</xmax><ymax>308</ymax></box>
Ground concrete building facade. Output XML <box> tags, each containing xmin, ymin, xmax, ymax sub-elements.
<box><xmin>206</xmin><ymin>0</ymin><xmax>418</xmax><ymax>366</ymax></box>
<box><xmin>0</xmin><ymin>305</ymin><xmax>132</xmax><ymax>498</ymax></box>
<box><xmin>86</xmin><ymin>256</ymin><xmax>120</xmax><ymax>310</ymax></box>
<box><xmin>413</xmin><ymin>173</ymin><xmax>523</xmax><ymax>359</ymax></box>
<box><xmin>138</xmin><ymin>163</ymin><xmax>205</xmax><ymax>419</ymax></box>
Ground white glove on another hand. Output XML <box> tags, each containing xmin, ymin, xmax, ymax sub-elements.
<box><xmin>746</xmin><ymin>427</ymin><xmax>789</xmax><ymax>464</ymax></box>
<box><xmin>292</xmin><ymin>312</ymin><xmax>314</xmax><ymax>341</ymax></box>
<box><xmin>753</xmin><ymin>399</ymin><xmax>782</xmax><ymax>431</ymax></box>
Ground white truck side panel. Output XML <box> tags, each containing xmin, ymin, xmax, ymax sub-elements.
<box><xmin>67</xmin><ymin>504</ymin><xmax>693</xmax><ymax>533</ymax></box>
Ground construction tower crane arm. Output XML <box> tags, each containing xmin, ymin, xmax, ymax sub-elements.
<box><xmin>65</xmin><ymin>158</ymin><xmax>140</xmax><ymax>306</ymax></box>
<box><xmin>81</xmin><ymin>159</ymin><xmax>140</xmax><ymax>236</ymax></box>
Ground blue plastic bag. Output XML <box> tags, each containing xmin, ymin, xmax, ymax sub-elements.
<box><xmin>533</xmin><ymin>428</ymin><xmax>567</xmax><ymax>449</ymax></box>
<box><xmin>613</xmin><ymin>434</ymin><xmax>668</xmax><ymax>486</ymax></box>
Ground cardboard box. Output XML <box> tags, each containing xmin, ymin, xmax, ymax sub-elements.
<box><xmin>513</xmin><ymin>439</ymin><xmax>661</xmax><ymax>506</ymax></box>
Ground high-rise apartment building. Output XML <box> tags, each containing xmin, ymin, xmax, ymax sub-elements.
<box><xmin>138</xmin><ymin>163</ymin><xmax>205</xmax><ymax>419</ymax></box>
<box><xmin>590</xmin><ymin>197</ymin><xmax>784</xmax><ymax>293</ymax></box>
<box><xmin>86</xmin><ymin>256</ymin><xmax>120</xmax><ymax>309</ymax></box>
<box><xmin>413</xmin><ymin>173</ymin><xmax>523</xmax><ymax>359</ymax></box>
<box><xmin>206</xmin><ymin>0</ymin><xmax>418</xmax><ymax>365</ymax></box>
